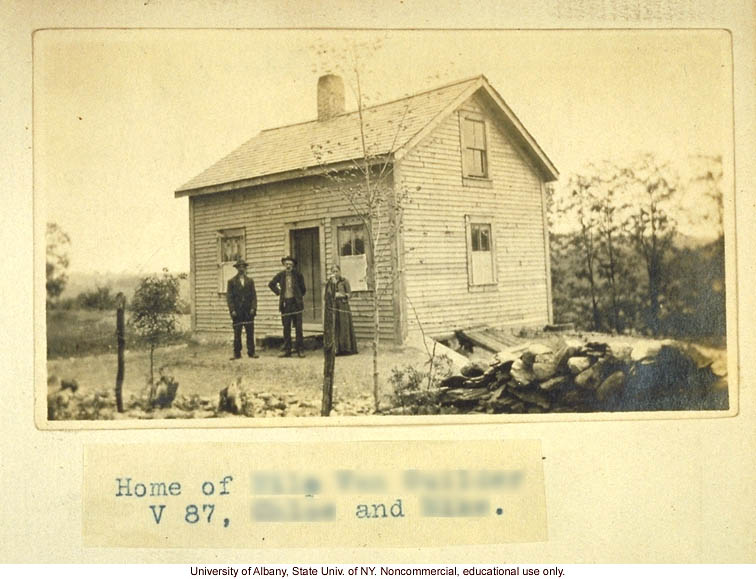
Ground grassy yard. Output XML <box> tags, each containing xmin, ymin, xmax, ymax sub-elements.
<box><xmin>46</xmin><ymin>308</ymin><xmax>191</xmax><ymax>359</ymax></box>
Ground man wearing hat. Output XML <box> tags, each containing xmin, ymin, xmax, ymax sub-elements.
<box><xmin>268</xmin><ymin>255</ymin><xmax>306</xmax><ymax>357</ymax></box>
<box><xmin>227</xmin><ymin>259</ymin><xmax>258</xmax><ymax>360</ymax></box>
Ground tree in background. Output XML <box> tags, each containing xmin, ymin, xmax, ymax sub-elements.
<box><xmin>591</xmin><ymin>161</ymin><xmax>643</xmax><ymax>333</ymax></box>
<box><xmin>620</xmin><ymin>154</ymin><xmax>679</xmax><ymax>336</ymax></box>
<box><xmin>46</xmin><ymin>222</ymin><xmax>71</xmax><ymax>305</ymax></box>
<box><xmin>683</xmin><ymin>154</ymin><xmax>724</xmax><ymax>239</ymax></box>
<box><xmin>664</xmin><ymin>237</ymin><xmax>725</xmax><ymax>338</ymax></box>
<box><xmin>557</xmin><ymin>173</ymin><xmax>603</xmax><ymax>330</ymax></box>
<box><xmin>662</xmin><ymin>155</ymin><xmax>726</xmax><ymax>338</ymax></box>
<box><xmin>549</xmin><ymin>153</ymin><xmax>724</xmax><ymax>339</ymax></box>
<box><xmin>130</xmin><ymin>269</ymin><xmax>186</xmax><ymax>401</ymax></box>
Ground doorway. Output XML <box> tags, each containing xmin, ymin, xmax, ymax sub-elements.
<box><xmin>289</xmin><ymin>226</ymin><xmax>322</xmax><ymax>325</ymax></box>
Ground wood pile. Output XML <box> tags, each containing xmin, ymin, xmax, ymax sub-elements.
<box><xmin>431</xmin><ymin>338</ymin><xmax>726</xmax><ymax>413</ymax></box>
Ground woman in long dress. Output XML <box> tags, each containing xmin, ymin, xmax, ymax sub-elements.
<box><xmin>326</xmin><ymin>264</ymin><xmax>358</xmax><ymax>355</ymax></box>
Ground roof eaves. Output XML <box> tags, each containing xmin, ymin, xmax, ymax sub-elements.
<box><xmin>174</xmin><ymin>154</ymin><xmax>394</xmax><ymax>198</ymax></box>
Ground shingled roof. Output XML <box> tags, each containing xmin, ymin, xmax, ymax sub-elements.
<box><xmin>176</xmin><ymin>75</ymin><xmax>557</xmax><ymax>197</ymax></box>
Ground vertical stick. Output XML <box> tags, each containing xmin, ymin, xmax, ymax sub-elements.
<box><xmin>115</xmin><ymin>292</ymin><xmax>126</xmax><ymax>413</ymax></box>
<box><xmin>322</xmin><ymin>282</ymin><xmax>335</xmax><ymax>416</ymax></box>
<box><xmin>322</xmin><ymin>347</ymin><xmax>334</xmax><ymax>416</ymax></box>
<box><xmin>372</xmin><ymin>291</ymin><xmax>379</xmax><ymax>412</ymax></box>
<box><xmin>148</xmin><ymin>344</ymin><xmax>156</xmax><ymax>404</ymax></box>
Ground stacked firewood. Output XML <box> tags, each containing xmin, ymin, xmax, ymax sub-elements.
<box><xmin>435</xmin><ymin>338</ymin><xmax>725</xmax><ymax>413</ymax></box>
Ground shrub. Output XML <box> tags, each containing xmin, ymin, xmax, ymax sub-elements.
<box><xmin>130</xmin><ymin>269</ymin><xmax>186</xmax><ymax>398</ymax></box>
<box><xmin>388</xmin><ymin>355</ymin><xmax>453</xmax><ymax>414</ymax></box>
<box><xmin>77</xmin><ymin>284</ymin><xmax>119</xmax><ymax>310</ymax></box>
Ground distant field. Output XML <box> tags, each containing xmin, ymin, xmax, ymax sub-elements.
<box><xmin>59</xmin><ymin>270</ymin><xmax>190</xmax><ymax>304</ymax></box>
<box><xmin>47</xmin><ymin>308</ymin><xmax>191</xmax><ymax>359</ymax></box>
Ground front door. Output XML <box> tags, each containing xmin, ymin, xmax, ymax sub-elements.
<box><xmin>290</xmin><ymin>227</ymin><xmax>322</xmax><ymax>324</ymax></box>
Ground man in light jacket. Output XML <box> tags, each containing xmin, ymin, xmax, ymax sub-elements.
<box><xmin>268</xmin><ymin>255</ymin><xmax>306</xmax><ymax>358</ymax></box>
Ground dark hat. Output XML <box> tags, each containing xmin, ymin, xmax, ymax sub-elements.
<box><xmin>281</xmin><ymin>255</ymin><xmax>297</xmax><ymax>265</ymax></box>
<box><xmin>233</xmin><ymin>259</ymin><xmax>249</xmax><ymax>268</ymax></box>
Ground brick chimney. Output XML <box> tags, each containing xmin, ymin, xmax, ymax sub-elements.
<box><xmin>317</xmin><ymin>74</ymin><xmax>345</xmax><ymax>121</ymax></box>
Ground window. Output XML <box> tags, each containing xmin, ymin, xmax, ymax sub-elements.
<box><xmin>471</xmin><ymin>223</ymin><xmax>491</xmax><ymax>253</ymax></box>
<box><xmin>337</xmin><ymin>224</ymin><xmax>368</xmax><ymax>291</ymax></box>
<box><xmin>465</xmin><ymin>217</ymin><xmax>497</xmax><ymax>287</ymax></box>
<box><xmin>461</xmin><ymin>115</ymin><xmax>488</xmax><ymax>178</ymax></box>
<box><xmin>217</xmin><ymin>228</ymin><xmax>245</xmax><ymax>293</ymax></box>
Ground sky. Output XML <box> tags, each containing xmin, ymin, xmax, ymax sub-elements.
<box><xmin>35</xmin><ymin>29</ymin><xmax>732</xmax><ymax>275</ymax></box>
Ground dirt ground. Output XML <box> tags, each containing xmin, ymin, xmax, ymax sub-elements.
<box><xmin>47</xmin><ymin>340</ymin><xmax>432</xmax><ymax>416</ymax></box>
<box><xmin>46</xmin><ymin>331</ymin><xmax>729</xmax><ymax>419</ymax></box>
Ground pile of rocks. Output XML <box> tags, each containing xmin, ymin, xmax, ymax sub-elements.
<box><xmin>123</xmin><ymin>399</ymin><xmax>217</xmax><ymax>420</ymax></box>
<box><xmin>433</xmin><ymin>337</ymin><xmax>726</xmax><ymax>414</ymax></box>
<box><xmin>217</xmin><ymin>376</ymin><xmax>324</xmax><ymax>418</ymax></box>
<box><xmin>47</xmin><ymin>374</ymin><xmax>356</xmax><ymax>420</ymax></box>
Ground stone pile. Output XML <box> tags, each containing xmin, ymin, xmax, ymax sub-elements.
<box><xmin>433</xmin><ymin>338</ymin><xmax>726</xmax><ymax>413</ymax></box>
<box><xmin>217</xmin><ymin>376</ymin><xmax>326</xmax><ymax>417</ymax></box>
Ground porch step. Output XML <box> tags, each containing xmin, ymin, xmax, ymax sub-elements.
<box><xmin>260</xmin><ymin>333</ymin><xmax>324</xmax><ymax>351</ymax></box>
<box><xmin>459</xmin><ymin>327</ymin><xmax>523</xmax><ymax>353</ymax></box>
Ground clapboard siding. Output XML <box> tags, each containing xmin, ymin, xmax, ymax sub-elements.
<box><xmin>190</xmin><ymin>174</ymin><xmax>395</xmax><ymax>342</ymax></box>
<box><xmin>398</xmin><ymin>93</ymin><xmax>550</xmax><ymax>337</ymax></box>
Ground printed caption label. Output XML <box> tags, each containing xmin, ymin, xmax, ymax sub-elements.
<box><xmin>83</xmin><ymin>441</ymin><xmax>547</xmax><ymax>548</ymax></box>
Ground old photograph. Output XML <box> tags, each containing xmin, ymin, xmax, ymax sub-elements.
<box><xmin>38</xmin><ymin>29</ymin><xmax>733</xmax><ymax>424</ymax></box>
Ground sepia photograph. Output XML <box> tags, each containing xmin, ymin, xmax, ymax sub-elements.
<box><xmin>38</xmin><ymin>28</ymin><xmax>734</xmax><ymax>424</ymax></box>
<box><xmin>5</xmin><ymin>0</ymin><xmax>755</xmax><ymax>566</ymax></box>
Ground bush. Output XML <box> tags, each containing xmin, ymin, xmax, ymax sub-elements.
<box><xmin>388</xmin><ymin>355</ymin><xmax>453</xmax><ymax>414</ymax></box>
<box><xmin>77</xmin><ymin>285</ymin><xmax>119</xmax><ymax>310</ymax></box>
<box><xmin>130</xmin><ymin>269</ymin><xmax>186</xmax><ymax>394</ymax></box>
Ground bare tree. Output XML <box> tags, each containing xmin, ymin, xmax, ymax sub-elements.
<box><xmin>310</xmin><ymin>41</ymin><xmax>415</xmax><ymax>412</ymax></box>
<box><xmin>591</xmin><ymin>161</ymin><xmax>638</xmax><ymax>334</ymax></box>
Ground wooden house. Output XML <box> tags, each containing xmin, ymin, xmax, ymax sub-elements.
<box><xmin>175</xmin><ymin>74</ymin><xmax>558</xmax><ymax>344</ymax></box>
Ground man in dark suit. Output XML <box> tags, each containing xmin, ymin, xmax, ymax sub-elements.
<box><xmin>227</xmin><ymin>259</ymin><xmax>258</xmax><ymax>360</ymax></box>
<box><xmin>268</xmin><ymin>255</ymin><xmax>306</xmax><ymax>358</ymax></box>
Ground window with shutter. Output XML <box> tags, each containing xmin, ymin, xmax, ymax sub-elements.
<box><xmin>461</xmin><ymin>115</ymin><xmax>488</xmax><ymax>179</ymax></box>
<box><xmin>337</xmin><ymin>224</ymin><xmax>368</xmax><ymax>291</ymax></box>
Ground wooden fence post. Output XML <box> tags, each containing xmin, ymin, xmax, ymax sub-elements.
<box><xmin>115</xmin><ymin>292</ymin><xmax>126</xmax><ymax>413</ymax></box>
<box><xmin>322</xmin><ymin>284</ymin><xmax>335</xmax><ymax>416</ymax></box>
